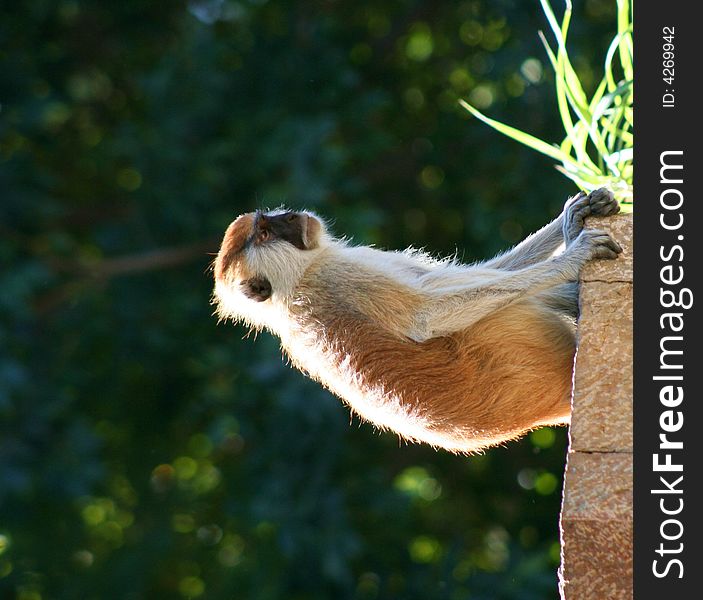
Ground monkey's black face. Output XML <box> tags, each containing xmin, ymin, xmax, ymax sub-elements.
<box><xmin>254</xmin><ymin>211</ymin><xmax>308</xmax><ymax>250</ymax></box>
<box><xmin>240</xmin><ymin>276</ymin><xmax>272</xmax><ymax>302</ymax></box>
<box><xmin>239</xmin><ymin>211</ymin><xmax>307</xmax><ymax>302</ymax></box>
<box><xmin>214</xmin><ymin>208</ymin><xmax>323</xmax><ymax>303</ymax></box>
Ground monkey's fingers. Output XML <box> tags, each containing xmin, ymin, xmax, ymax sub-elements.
<box><xmin>587</xmin><ymin>230</ymin><xmax>623</xmax><ymax>260</ymax></box>
<box><xmin>587</xmin><ymin>188</ymin><xmax>620</xmax><ymax>217</ymax></box>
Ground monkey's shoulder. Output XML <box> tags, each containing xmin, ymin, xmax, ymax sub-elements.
<box><xmin>292</xmin><ymin>258</ymin><xmax>422</xmax><ymax>335</ymax></box>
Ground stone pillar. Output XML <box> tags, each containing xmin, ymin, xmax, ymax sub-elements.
<box><xmin>559</xmin><ymin>212</ymin><xmax>633</xmax><ymax>599</ymax></box>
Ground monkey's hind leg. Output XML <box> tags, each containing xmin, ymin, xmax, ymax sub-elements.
<box><xmin>537</xmin><ymin>282</ymin><xmax>579</xmax><ymax>319</ymax></box>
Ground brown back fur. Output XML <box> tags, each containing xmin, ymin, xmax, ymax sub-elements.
<box><xmin>288</xmin><ymin>263</ymin><xmax>574</xmax><ymax>453</ymax></box>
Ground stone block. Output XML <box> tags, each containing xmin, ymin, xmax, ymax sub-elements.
<box><xmin>559</xmin><ymin>452</ymin><xmax>633</xmax><ymax>600</ymax></box>
<box><xmin>581</xmin><ymin>212</ymin><xmax>633</xmax><ymax>283</ymax></box>
<box><xmin>560</xmin><ymin>211</ymin><xmax>633</xmax><ymax>600</ymax></box>
<box><xmin>571</xmin><ymin>281</ymin><xmax>633</xmax><ymax>452</ymax></box>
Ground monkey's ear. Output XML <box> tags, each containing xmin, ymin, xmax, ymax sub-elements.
<box><xmin>303</xmin><ymin>215</ymin><xmax>322</xmax><ymax>249</ymax></box>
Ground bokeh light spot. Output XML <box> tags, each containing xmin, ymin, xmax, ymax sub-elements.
<box><xmin>117</xmin><ymin>168</ymin><xmax>142</xmax><ymax>192</ymax></box>
<box><xmin>521</xmin><ymin>58</ymin><xmax>543</xmax><ymax>84</ymax></box>
<box><xmin>173</xmin><ymin>514</ymin><xmax>196</xmax><ymax>534</ymax></box>
<box><xmin>409</xmin><ymin>535</ymin><xmax>442</xmax><ymax>563</ymax></box>
<box><xmin>405</xmin><ymin>24</ymin><xmax>434</xmax><ymax>61</ymax></box>
<box><xmin>468</xmin><ymin>85</ymin><xmax>494</xmax><ymax>109</ymax></box>
<box><xmin>178</xmin><ymin>576</ymin><xmax>205</xmax><ymax>598</ymax></box>
<box><xmin>530</xmin><ymin>428</ymin><xmax>556</xmax><ymax>449</ymax></box>
<box><xmin>350</xmin><ymin>43</ymin><xmax>372</xmax><ymax>65</ymax></box>
<box><xmin>173</xmin><ymin>456</ymin><xmax>198</xmax><ymax>480</ymax></box>
<box><xmin>394</xmin><ymin>466</ymin><xmax>442</xmax><ymax>501</ymax></box>
<box><xmin>517</xmin><ymin>468</ymin><xmax>536</xmax><ymax>490</ymax></box>
<box><xmin>419</xmin><ymin>166</ymin><xmax>445</xmax><ymax>190</ymax></box>
<box><xmin>534</xmin><ymin>472</ymin><xmax>559</xmax><ymax>495</ymax></box>
<box><xmin>0</xmin><ymin>560</ymin><xmax>12</xmax><ymax>578</ymax></box>
<box><xmin>459</xmin><ymin>21</ymin><xmax>483</xmax><ymax>46</ymax></box>
<box><xmin>403</xmin><ymin>87</ymin><xmax>425</xmax><ymax>110</ymax></box>
<box><xmin>150</xmin><ymin>464</ymin><xmax>175</xmax><ymax>493</ymax></box>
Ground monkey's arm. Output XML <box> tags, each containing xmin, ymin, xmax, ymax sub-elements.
<box><xmin>480</xmin><ymin>188</ymin><xmax>618</xmax><ymax>271</ymax></box>
<box><xmin>408</xmin><ymin>229</ymin><xmax>621</xmax><ymax>341</ymax></box>
<box><xmin>480</xmin><ymin>217</ymin><xmax>564</xmax><ymax>270</ymax></box>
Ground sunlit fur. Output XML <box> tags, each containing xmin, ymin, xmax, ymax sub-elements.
<box><xmin>213</xmin><ymin>197</ymin><xmax>620</xmax><ymax>454</ymax></box>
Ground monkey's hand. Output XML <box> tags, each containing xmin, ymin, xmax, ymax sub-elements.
<box><xmin>563</xmin><ymin>188</ymin><xmax>620</xmax><ymax>246</ymax></box>
<box><xmin>569</xmin><ymin>227</ymin><xmax>623</xmax><ymax>264</ymax></box>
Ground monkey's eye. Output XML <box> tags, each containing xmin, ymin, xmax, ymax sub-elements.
<box><xmin>286</xmin><ymin>214</ymin><xmax>297</xmax><ymax>223</ymax></box>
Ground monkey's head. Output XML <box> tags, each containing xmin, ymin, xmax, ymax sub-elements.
<box><xmin>213</xmin><ymin>208</ymin><xmax>328</xmax><ymax>329</ymax></box>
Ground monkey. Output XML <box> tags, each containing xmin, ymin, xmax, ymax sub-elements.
<box><xmin>212</xmin><ymin>188</ymin><xmax>621</xmax><ymax>454</ymax></box>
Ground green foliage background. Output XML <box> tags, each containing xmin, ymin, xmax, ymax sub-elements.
<box><xmin>1</xmin><ymin>1</ymin><xmax>617</xmax><ymax>599</ymax></box>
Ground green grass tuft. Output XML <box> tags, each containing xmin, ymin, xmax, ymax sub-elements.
<box><xmin>461</xmin><ymin>0</ymin><xmax>633</xmax><ymax>211</ymax></box>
